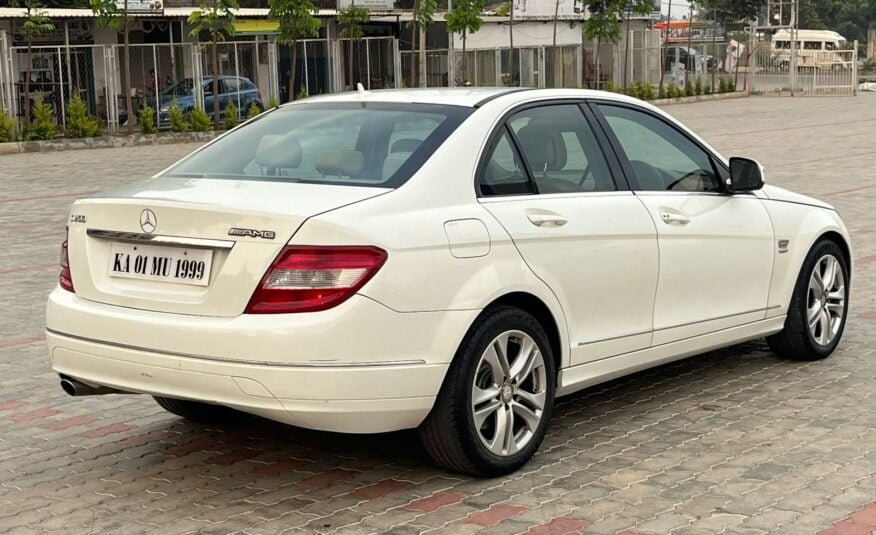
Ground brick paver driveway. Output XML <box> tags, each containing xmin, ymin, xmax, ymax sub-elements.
<box><xmin>1</xmin><ymin>94</ymin><xmax>874</xmax><ymax>535</ymax></box>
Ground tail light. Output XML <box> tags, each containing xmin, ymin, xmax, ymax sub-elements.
<box><xmin>245</xmin><ymin>246</ymin><xmax>387</xmax><ymax>314</ymax></box>
<box><xmin>59</xmin><ymin>228</ymin><xmax>74</xmax><ymax>292</ymax></box>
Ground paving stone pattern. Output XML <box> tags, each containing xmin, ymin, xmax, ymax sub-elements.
<box><xmin>0</xmin><ymin>94</ymin><xmax>874</xmax><ymax>534</ymax></box>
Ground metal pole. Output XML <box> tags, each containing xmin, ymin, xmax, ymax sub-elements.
<box><xmin>152</xmin><ymin>44</ymin><xmax>159</xmax><ymax>101</ymax></box>
<box><xmin>303</xmin><ymin>40</ymin><xmax>308</xmax><ymax>95</ymax></box>
<box><xmin>64</xmin><ymin>20</ymin><xmax>72</xmax><ymax>102</ymax></box>
<box><xmin>366</xmin><ymin>38</ymin><xmax>371</xmax><ymax>89</ymax></box>
<box><xmin>57</xmin><ymin>47</ymin><xmax>66</xmax><ymax>127</ymax></box>
<box><xmin>234</xmin><ymin>42</ymin><xmax>240</xmax><ymax>111</ymax></box>
<box><xmin>789</xmin><ymin>0</ymin><xmax>797</xmax><ymax>95</ymax></box>
<box><xmin>447</xmin><ymin>0</ymin><xmax>454</xmax><ymax>86</ymax></box>
<box><xmin>169</xmin><ymin>19</ymin><xmax>176</xmax><ymax>82</ymax></box>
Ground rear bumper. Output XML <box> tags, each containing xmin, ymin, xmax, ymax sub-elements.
<box><xmin>46</xmin><ymin>289</ymin><xmax>479</xmax><ymax>432</ymax></box>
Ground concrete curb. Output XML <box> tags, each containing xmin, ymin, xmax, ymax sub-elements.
<box><xmin>0</xmin><ymin>131</ymin><xmax>220</xmax><ymax>155</ymax></box>
<box><xmin>652</xmin><ymin>91</ymin><xmax>749</xmax><ymax>106</ymax></box>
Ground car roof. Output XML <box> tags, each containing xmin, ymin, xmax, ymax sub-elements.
<box><xmin>288</xmin><ymin>87</ymin><xmax>638</xmax><ymax>108</ymax></box>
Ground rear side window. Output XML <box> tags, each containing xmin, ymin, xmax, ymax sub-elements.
<box><xmin>163</xmin><ymin>103</ymin><xmax>472</xmax><ymax>188</ymax></box>
<box><xmin>479</xmin><ymin>130</ymin><xmax>532</xmax><ymax>196</ymax></box>
<box><xmin>507</xmin><ymin>105</ymin><xmax>615</xmax><ymax>194</ymax></box>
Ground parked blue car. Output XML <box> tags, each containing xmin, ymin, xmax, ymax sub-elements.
<box><xmin>122</xmin><ymin>76</ymin><xmax>264</xmax><ymax>127</ymax></box>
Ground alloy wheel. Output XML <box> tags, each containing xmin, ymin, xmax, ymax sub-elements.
<box><xmin>807</xmin><ymin>254</ymin><xmax>846</xmax><ymax>346</ymax></box>
<box><xmin>471</xmin><ymin>330</ymin><xmax>547</xmax><ymax>456</ymax></box>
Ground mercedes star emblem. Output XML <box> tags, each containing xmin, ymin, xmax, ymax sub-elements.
<box><xmin>140</xmin><ymin>209</ymin><xmax>157</xmax><ymax>234</ymax></box>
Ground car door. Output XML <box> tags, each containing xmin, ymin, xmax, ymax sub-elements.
<box><xmin>591</xmin><ymin>102</ymin><xmax>774</xmax><ymax>346</ymax></box>
<box><xmin>478</xmin><ymin>102</ymin><xmax>659</xmax><ymax>366</ymax></box>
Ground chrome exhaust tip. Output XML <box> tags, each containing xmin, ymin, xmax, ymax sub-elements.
<box><xmin>59</xmin><ymin>376</ymin><xmax>125</xmax><ymax>396</ymax></box>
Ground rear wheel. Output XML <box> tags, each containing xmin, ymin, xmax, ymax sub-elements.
<box><xmin>419</xmin><ymin>306</ymin><xmax>556</xmax><ymax>476</ymax></box>
<box><xmin>767</xmin><ymin>239</ymin><xmax>849</xmax><ymax>360</ymax></box>
<box><xmin>153</xmin><ymin>396</ymin><xmax>236</xmax><ymax>423</ymax></box>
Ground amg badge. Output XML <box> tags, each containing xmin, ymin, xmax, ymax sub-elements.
<box><xmin>228</xmin><ymin>228</ymin><xmax>276</xmax><ymax>240</ymax></box>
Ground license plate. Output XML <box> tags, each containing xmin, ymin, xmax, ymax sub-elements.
<box><xmin>108</xmin><ymin>242</ymin><xmax>213</xmax><ymax>286</ymax></box>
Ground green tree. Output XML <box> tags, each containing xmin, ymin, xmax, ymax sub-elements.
<box><xmin>189</xmin><ymin>106</ymin><xmax>212</xmax><ymax>131</ymax></box>
<box><xmin>446</xmin><ymin>0</ymin><xmax>485</xmax><ymax>84</ymax></box>
<box><xmin>189</xmin><ymin>0</ymin><xmax>238</xmax><ymax>129</ymax></box>
<box><xmin>25</xmin><ymin>98</ymin><xmax>55</xmax><ymax>140</ymax></box>
<box><xmin>338</xmin><ymin>3</ymin><xmax>371</xmax><ymax>89</ymax></box>
<box><xmin>14</xmin><ymin>1</ymin><xmax>54</xmax><ymax>127</ymax></box>
<box><xmin>65</xmin><ymin>94</ymin><xmax>100</xmax><ymax>138</ymax></box>
<box><xmin>91</xmin><ymin>0</ymin><xmax>136</xmax><ymax>134</ymax></box>
<box><xmin>583</xmin><ymin>0</ymin><xmax>651</xmax><ymax>89</ymax></box>
<box><xmin>269</xmin><ymin>0</ymin><xmax>321</xmax><ymax>102</ymax></box>
<box><xmin>408</xmin><ymin>0</ymin><xmax>438</xmax><ymax>87</ymax></box>
<box><xmin>702</xmin><ymin>0</ymin><xmax>762</xmax><ymax>24</ymax></box>
<box><xmin>168</xmin><ymin>100</ymin><xmax>190</xmax><ymax>132</ymax></box>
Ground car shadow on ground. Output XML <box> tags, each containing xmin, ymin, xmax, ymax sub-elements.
<box><xmin>146</xmin><ymin>339</ymin><xmax>791</xmax><ymax>476</ymax></box>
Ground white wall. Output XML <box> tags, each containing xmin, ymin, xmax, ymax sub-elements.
<box><xmin>464</xmin><ymin>20</ymin><xmax>582</xmax><ymax>50</ymax></box>
<box><xmin>91</xmin><ymin>27</ymin><xmax>119</xmax><ymax>97</ymax></box>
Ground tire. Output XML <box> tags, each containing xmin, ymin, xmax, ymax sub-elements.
<box><xmin>767</xmin><ymin>239</ymin><xmax>849</xmax><ymax>361</ymax></box>
<box><xmin>419</xmin><ymin>306</ymin><xmax>556</xmax><ymax>476</ymax></box>
<box><xmin>153</xmin><ymin>396</ymin><xmax>236</xmax><ymax>423</ymax></box>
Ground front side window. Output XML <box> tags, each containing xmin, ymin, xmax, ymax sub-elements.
<box><xmin>163</xmin><ymin>103</ymin><xmax>472</xmax><ymax>188</ymax></box>
<box><xmin>598</xmin><ymin>104</ymin><xmax>721</xmax><ymax>193</ymax></box>
<box><xmin>507</xmin><ymin>105</ymin><xmax>615</xmax><ymax>194</ymax></box>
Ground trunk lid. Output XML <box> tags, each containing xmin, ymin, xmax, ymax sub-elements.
<box><xmin>66</xmin><ymin>177</ymin><xmax>388</xmax><ymax>317</ymax></box>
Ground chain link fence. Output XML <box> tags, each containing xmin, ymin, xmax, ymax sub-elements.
<box><xmin>0</xmin><ymin>32</ymin><xmax>401</xmax><ymax>132</ymax></box>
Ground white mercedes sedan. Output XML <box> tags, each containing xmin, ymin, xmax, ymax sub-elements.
<box><xmin>47</xmin><ymin>88</ymin><xmax>852</xmax><ymax>476</ymax></box>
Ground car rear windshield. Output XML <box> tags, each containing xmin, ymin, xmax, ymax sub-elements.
<box><xmin>162</xmin><ymin>102</ymin><xmax>473</xmax><ymax>188</ymax></box>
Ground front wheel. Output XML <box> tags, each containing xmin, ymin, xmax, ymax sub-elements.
<box><xmin>419</xmin><ymin>306</ymin><xmax>556</xmax><ymax>476</ymax></box>
<box><xmin>767</xmin><ymin>239</ymin><xmax>849</xmax><ymax>360</ymax></box>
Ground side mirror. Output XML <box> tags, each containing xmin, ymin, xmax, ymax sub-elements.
<box><xmin>727</xmin><ymin>157</ymin><xmax>764</xmax><ymax>192</ymax></box>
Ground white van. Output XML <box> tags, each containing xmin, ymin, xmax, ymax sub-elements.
<box><xmin>771</xmin><ymin>29</ymin><xmax>850</xmax><ymax>69</ymax></box>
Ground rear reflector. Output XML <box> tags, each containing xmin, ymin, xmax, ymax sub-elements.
<box><xmin>245</xmin><ymin>246</ymin><xmax>387</xmax><ymax>314</ymax></box>
<box><xmin>59</xmin><ymin>228</ymin><xmax>74</xmax><ymax>292</ymax></box>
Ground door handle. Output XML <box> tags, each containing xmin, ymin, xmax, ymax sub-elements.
<box><xmin>660</xmin><ymin>212</ymin><xmax>690</xmax><ymax>225</ymax></box>
<box><xmin>527</xmin><ymin>214</ymin><xmax>568</xmax><ymax>227</ymax></box>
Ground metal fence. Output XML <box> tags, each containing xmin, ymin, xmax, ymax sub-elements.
<box><xmin>0</xmin><ymin>32</ymin><xmax>401</xmax><ymax>131</ymax></box>
<box><xmin>749</xmin><ymin>37</ymin><xmax>858</xmax><ymax>96</ymax></box>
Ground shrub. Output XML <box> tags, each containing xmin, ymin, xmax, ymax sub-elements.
<box><xmin>223</xmin><ymin>101</ymin><xmax>239</xmax><ymax>130</ymax></box>
<box><xmin>684</xmin><ymin>79</ymin><xmax>695</xmax><ymax>97</ymax></box>
<box><xmin>604</xmin><ymin>80</ymin><xmax>623</xmax><ymax>93</ymax></box>
<box><xmin>247</xmin><ymin>101</ymin><xmax>262</xmax><ymax>119</ymax></box>
<box><xmin>666</xmin><ymin>82</ymin><xmax>681</xmax><ymax>99</ymax></box>
<box><xmin>168</xmin><ymin>100</ymin><xmax>189</xmax><ymax>132</ymax></box>
<box><xmin>267</xmin><ymin>96</ymin><xmax>280</xmax><ymax>109</ymax></box>
<box><xmin>0</xmin><ymin>108</ymin><xmax>15</xmax><ymax>142</ymax></box>
<box><xmin>718</xmin><ymin>76</ymin><xmax>729</xmax><ymax>93</ymax></box>
<box><xmin>65</xmin><ymin>95</ymin><xmax>100</xmax><ymax>138</ymax></box>
<box><xmin>138</xmin><ymin>105</ymin><xmax>156</xmax><ymax>134</ymax></box>
<box><xmin>728</xmin><ymin>78</ymin><xmax>737</xmax><ymax>92</ymax></box>
<box><xmin>25</xmin><ymin>98</ymin><xmax>55</xmax><ymax>140</ymax></box>
<box><xmin>639</xmin><ymin>82</ymin><xmax>655</xmax><ymax>100</ymax></box>
<box><xmin>190</xmin><ymin>106</ymin><xmax>212</xmax><ymax>132</ymax></box>
<box><xmin>296</xmin><ymin>87</ymin><xmax>309</xmax><ymax>100</ymax></box>
<box><xmin>694</xmin><ymin>77</ymin><xmax>703</xmax><ymax>96</ymax></box>
<box><xmin>626</xmin><ymin>83</ymin><xmax>640</xmax><ymax>99</ymax></box>
<box><xmin>704</xmin><ymin>84</ymin><xmax>712</xmax><ymax>95</ymax></box>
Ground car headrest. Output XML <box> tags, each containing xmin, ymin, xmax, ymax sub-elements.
<box><xmin>315</xmin><ymin>149</ymin><xmax>365</xmax><ymax>177</ymax></box>
<box><xmin>254</xmin><ymin>135</ymin><xmax>302</xmax><ymax>169</ymax></box>
<box><xmin>390</xmin><ymin>138</ymin><xmax>422</xmax><ymax>153</ymax></box>
<box><xmin>514</xmin><ymin>123</ymin><xmax>567</xmax><ymax>173</ymax></box>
